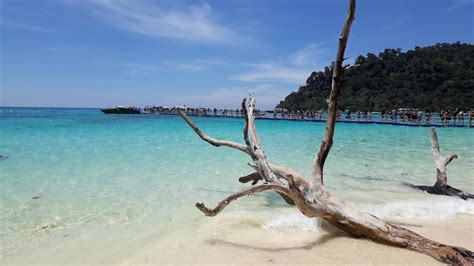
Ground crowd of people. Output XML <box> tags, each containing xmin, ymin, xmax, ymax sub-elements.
<box><xmin>144</xmin><ymin>106</ymin><xmax>265</xmax><ymax>117</ymax></box>
<box><xmin>439</xmin><ymin>109</ymin><xmax>472</xmax><ymax>127</ymax></box>
<box><xmin>143</xmin><ymin>105</ymin><xmax>473</xmax><ymax>127</ymax></box>
<box><xmin>276</xmin><ymin>108</ymin><xmax>473</xmax><ymax>127</ymax></box>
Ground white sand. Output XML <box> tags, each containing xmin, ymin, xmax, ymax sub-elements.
<box><xmin>123</xmin><ymin>213</ymin><xmax>474</xmax><ymax>265</ymax></box>
<box><xmin>4</xmin><ymin>211</ymin><xmax>473</xmax><ymax>265</ymax></box>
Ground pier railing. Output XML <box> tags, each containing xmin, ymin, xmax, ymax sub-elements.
<box><xmin>143</xmin><ymin>110</ymin><xmax>472</xmax><ymax>128</ymax></box>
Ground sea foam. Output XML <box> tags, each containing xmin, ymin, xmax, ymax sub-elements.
<box><xmin>262</xmin><ymin>212</ymin><xmax>320</xmax><ymax>232</ymax></box>
<box><xmin>366</xmin><ymin>197</ymin><xmax>474</xmax><ymax>221</ymax></box>
<box><xmin>260</xmin><ymin>197</ymin><xmax>474</xmax><ymax>233</ymax></box>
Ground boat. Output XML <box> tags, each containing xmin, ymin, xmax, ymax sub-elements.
<box><xmin>101</xmin><ymin>105</ymin><xmax>141</xmax><ymax>114</ymax></box>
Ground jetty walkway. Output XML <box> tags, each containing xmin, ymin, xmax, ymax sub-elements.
<box><xmin>143</xmin><ymin>111</ymin><xmax>472</xmax><ymax>128</ymax></box>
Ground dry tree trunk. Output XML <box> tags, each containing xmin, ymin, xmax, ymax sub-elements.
<box><xmin>178</xmin><ymin>0</ymin><xmax>473</xmax><ymax>264</ymax></box>
<box><xmin>409</xmin><ymin>128</ymin><xmax>473</xmax><ymax>200</ymax></box>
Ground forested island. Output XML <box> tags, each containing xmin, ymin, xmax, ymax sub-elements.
<box><xmin>277</xmin><ymin>42</ymin><xmax>474</xmax><ymax>111</ymax></box>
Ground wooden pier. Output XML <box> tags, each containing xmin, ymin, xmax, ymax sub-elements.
<box><xmin>141</xmin><ymin>111</ymin><xmax>472</xmax><ymax>128</ymax></box>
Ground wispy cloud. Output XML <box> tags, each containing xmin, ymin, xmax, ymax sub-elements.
<box><xmin>233</xmin><ymin>63</ymin><xmax>310</xmax><ymax>83</ymax></box>
<box><xmin>233</xmin><ymin>44</ymin><xmax>330</xmax><ymax>83</ymax></box>
<box><xmin>44</xmin><ymin>45</ymin><xmax>86</xmax><ymax>52</ymax></box>
<box><xmin>116</xmin><ymin>62</ymin><xmax>161</xmax><ymax>77</ymax></box>
<box><xmin>0</xmin><ymin>20</ymin><xmax>61</xmax><ymax>33</ymax></box>
<box><xmin>100</xmin><ymin>59</ymin><xmax>232</xmax><ymax>77</ymax></box>
<box><xmin>78</xmin><ymin>0</ymin><xmax>244</xmax><ymax>45</ymax></box>
<box><xmin>445</xmin><ymin>0</ymin><xmax>474</xmax><ymax>12</ymax></box>
<box><xmin>380</xmin><ymin>19</ymin><xmax>405</xmax><ymax>32</ymax></box>
<box><xmin>165</xmin><ymin>84</ymin><xmax>289</xmax><ymax>109</ymax></box>
<box><xmin>174</xmin><ymin>59</ymin><xmax>231</xmax><ymax>72</ymax></box>
<box><xmin>289</xmin><ymin>43</ymin><xmax>327</xmax><ymax>67</ymax></box>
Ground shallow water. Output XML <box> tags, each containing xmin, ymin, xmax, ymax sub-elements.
<box><xmin>0</xmin><ymin>107</ymin><xmax>473</xmax><ymax>262</ymax></box>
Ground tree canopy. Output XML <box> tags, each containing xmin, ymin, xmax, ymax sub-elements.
<box><xmin>277</xmin><ymin>42</ymin><xmax>474</xmax><ymax>112</ymax></box>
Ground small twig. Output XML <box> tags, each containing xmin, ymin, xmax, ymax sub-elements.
<box><xmin>239</xmin><ymin>172</ymin><xmax>263</xmax><ymax>185</ymax></box>
<box><xmin>345</xmin><ymin>64</ymin><xmax>360</xmax><ymax>70</ymax></box>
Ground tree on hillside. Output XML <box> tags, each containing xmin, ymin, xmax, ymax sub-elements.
<box><xmin>278</xmin><ymin>42</ymin><xmax>474</xmax><ymax>111</ymax></box>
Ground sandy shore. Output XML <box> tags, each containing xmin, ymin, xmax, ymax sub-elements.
<box><xmin>3</xmin><ymin>210</ymin><xmax>473</xmax><ymax>265</ymax></box>
<box><xmin>122</xmin><ymin>212</ymin><xmax>474</xmax><ymax>265</ymax></box>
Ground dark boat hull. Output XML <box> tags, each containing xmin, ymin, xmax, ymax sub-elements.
<box><xmin>101</xmin><ymin>108</ymin><xmax>140</xmax><ymax>114</ymax></box>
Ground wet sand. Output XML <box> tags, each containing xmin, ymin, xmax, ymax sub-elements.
<box><xmin>122</xmin><ymin>212</ymin><xmax>474</xmax><ymax>265</ymax></box>
<box><xmin>3</xmin><ymin>210</ymin><xmax>473</xmax><ymax>265</ymax></box>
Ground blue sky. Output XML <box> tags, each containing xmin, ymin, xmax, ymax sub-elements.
<box><xmin>1</xmin><ymin>0</ymin><xmax>473</xmax><ymax>109</ymax></box>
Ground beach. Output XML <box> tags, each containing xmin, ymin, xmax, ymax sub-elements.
<box><xmin>133</xmin><ymin>213</ymin><xmax>474</xmax><ymax>265</ymax></box>
<box><xmin>3</xmin><ymin>207</ymin><xmax>473</xmax><ymax>265</ymax></box>
<box><xmin>1</xmin><ymin>108</ymin><xmax>473</xmax><ymax>264</ymax></box>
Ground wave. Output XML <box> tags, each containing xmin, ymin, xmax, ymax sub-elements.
<box><xmin>365</xmin><ymin>197</ymin><xmax>474</xmax><ymax>221</ymax></box>
<box><xmin>225</xmin><ymin>197</ymin><xmax>474</xmax><ymax>233</ymax></box>
<box><xmin>262</xmin><ymin>212</ymin><xmax>320</xmax><ymax>232</ymax></box>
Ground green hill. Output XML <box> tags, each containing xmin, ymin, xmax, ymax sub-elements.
<box><xmin>277</xmin><ymin>42</ymin><xmax>474</xmax><ymax>112</ymax></box>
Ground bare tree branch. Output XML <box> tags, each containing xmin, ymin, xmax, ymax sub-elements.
<box><xmin>345</xmin><ymin>63</ymin><xmax>360</xmax><ymax>70</ymax></box>
<box><xmin>408</xmin><ymin>128</ymin><xmax>472</xmax><ymax>200</ymax></box>
<box><xmin>195</xmin><ymin>184</ymin><xmax>292</xmax><ymax>216</ymax></box>
<box><xmin>243</xmin><ymin>94</ymin><xmax>280</xmax><ymax>184</ymax></box>
<box><xmin>180</xmin><ymin>108</ymin><xmax>308</xmax><ymax>186</ymax></box>
<box><xmin>429</xmin><ymin>128</ymin><xmax>457</xmax><ymax>186</ymax></box>
<box><xmin>241</xmin><ymin>98</ymin><xmax>258</xmax><ymax>162</ymax></box>
<box><xmin>179</xmin><ymin>110</ymin><xmax>249</xmax><ymax>154</ymax></box>
<box><xmin>445</xmin><ymin>154</ymin><xmax>458</xmax><ymax>165</ymax></box>
<box><xmin>239</xmin><ymin>172</ymin><xmax>262</xmax><ymax>185</ymax></box>
<box><xmin>430</xmin><ymin>127</ymin><xmax>442</xmax><ymax>161</ymax></box>
<box><xmin>238</xmin><ymin>172</ymin><xmax>296</xmax><ymax>205</ymax></box>
<box><xmin>312</xmin><ymin>0</ymin><xmax>356</xmax><ymax>186</ymax></box>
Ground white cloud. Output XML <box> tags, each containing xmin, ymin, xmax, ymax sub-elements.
<box><xmin>103</xmin><ymin>59</ymin><xmax>230</xmax><ymax>77</ymax></box>
<box><xmin>165</xmin><ymin>84</ymin><xmax>290</xmax><ymax>109</ymax></box>
<box><xmin>289</xmin><ymin>43</ymin><xmax>327</xmax><ymax>67</ymax></box>
<box><xmin>380</xmin><ymin>19</ymin><xmax>405</xmax><ymax>32</ymax></box>
<box><xmin>0</xmin><ymin>20</ymin><xmax>61</xmax><ymax>33</ymax></box>
<box><xmin>233</xmin><ymin>44</ymin><xmax>329</xmax><ymax>83</ymax></box>
<box><xmin>80</xmin><ymin>0</ymin><xmax>243</xmax><ymax>45</ymax></box>
<box><xmin>104</xmin><ymin>62</ymin><xmax>161</xmax><ymax>77</ymax></box>
<box><xmin>175</xmin><ymin>63</ymin><xmax>207</xmax><ymax>72</ymax></box>
<box><xmin>445</xmin><ymin>0</ymin><xmax>474</xmax><ymax>12</ymax></box>
<box><xmin>233</xmin><ymin>63</ymin><xmax>310</xmax><ymax>83</ymax></box>
<box><xmin>174</xmin><ymin>59</ymin><xmax>231</xmax><ymax>71</ymax></box>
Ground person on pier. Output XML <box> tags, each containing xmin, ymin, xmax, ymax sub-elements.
<box><xmin>441</xmin><ymin>110</ymin><xmax>448</xmax><ymax>126</ymax></box>
<box><xmin>458</xmin><ymin>110</ymin><xmax>464</xmax><ymax>125</ymax></box>
<box><xmin>425</xmin><ymin>112</ymin><xmax>432</xmax><ymax>124</ymax></box>
<box><xmin>468</xmin><ymin>110</ymin><xmax>472</xmax><ymax>128</ymax></box>
<box><xmin>452</xmin><ymin>108</ymin><xmax>458</xmax><ymax>125</ymax></box>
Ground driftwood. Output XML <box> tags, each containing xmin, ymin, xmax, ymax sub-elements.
<box><xmin>409</xmin><ymin>128</ymin><xmax>474</xmax><ymax>200</ymax></box>
<box><xmin>178</xmin><ymin>0</ymin><xmax>473</xmax><ymax>264</ymax></box>
<box><xmin>239</xmin><ymin>172</ymin><xmax>295</xmax><ymax>205</ymax></box>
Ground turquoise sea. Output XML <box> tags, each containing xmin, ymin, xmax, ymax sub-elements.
<box><xmin>1</xmin><ymin>107</ymin><xmax>473</xmax><ymax>263</ymax></box>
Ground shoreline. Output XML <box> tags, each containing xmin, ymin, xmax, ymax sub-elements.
<box><xmin>4</xmin><ymin>210</ymin><xmax>472</xmax><ymax>265</ymax></box>
<box><xmin>128</xmin><ymin>212</ymin><xmax>474</xmax><ymax>265</ymax></box>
